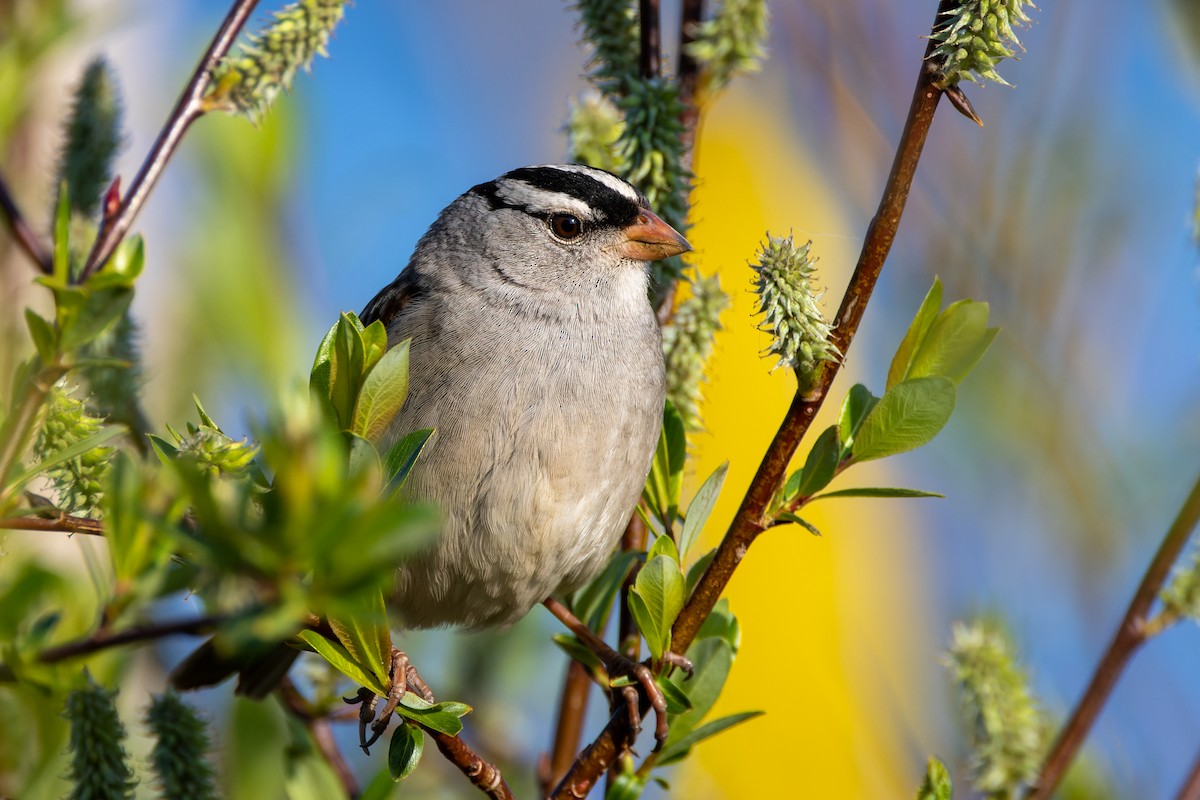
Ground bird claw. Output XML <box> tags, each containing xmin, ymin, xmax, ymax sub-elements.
<box><xmin>343</xmin><ymin>647</ymin><xmax>432</xmax><ymax>755</ymax></box>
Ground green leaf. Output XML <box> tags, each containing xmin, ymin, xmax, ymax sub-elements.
<box><xmin>329</xmin><ymin>313</ymin><xmax>367</xmax><ymax>430</ymax></box>
<box><xmin>680</xmin><ymin>462</ymin><xmax>727</xmax><ymax>560</ymax></box>
<box><xmin>310</xmin><ymin>321</ymin><xmax>338</xmax><ymax>399</ymax></box>
<box><xmin>657</xmin><ymin>711</ymin><xmax>764</xmax><ymax>766</ymax></box>
<box><xmin>11</xmin><ymin>424</ymin><xmax>123</xmax><ymax>489</ymax></box>
<box><xmin>630</xmin><ymin>555</ymin><xmax>686</xmax><ymax>661</ymax></box>
<box><xmin>648</xmin><ymin>532</ymin><xmax>680</xmax><ymax>564</ymax></box>
<box><xmin>837</xmin><ymin>383</ymin><xmax>878</xmax><ymax>454</ymax></box>
<box><xmin>783</xmin><ymin>425</ymin><xmax>840</xmax><ymax>502</ymax></box>
<box><xmin>643</xmin><ymin>400</ymin><xmax>687</xmax><ymax>531</ymax></box>
<box><xmin>383</xmin><ymin>427</ymin><xmax>434</xmax><ymax>491</ymax></box>
<box><xmin>809</xmin><ymin>487</ymin><xmax>944</xmax><ymax>502</ymax></box>
<box><xmin>25</xmin><ymin>310</ymin><xmax>57</xmax><ymax>362</ymax></box>
<box><xmin>665</xmin><ymin>637</ymin><xmax>733</xmax><ymax>745</ymax></box>
<box><xmin>694</xmin><ymin>598</ymin><xmax>741</xmax><ymax>652</ymax></box>
<box><xmin>888</xmin><ymin>278</ymin><xmax>943</xmax><ymax>389</ymax></box>
<box><xmin>907</xmin><ymin>299</ymin><xmax>997</xmax><ymax>385</ymax></box>
<box><xmin>353</xmin><ymin>339</ymin><xmax>411</xmax><ymax>443</ymax></box>
<box><xmin>360</xmin><ymin>320</ymin><xmax>389</xmax><ymax>374</ymax></box>
<box><xmin>551</xmin><ymin>633</ymin><xmax>604</xmax><ymax>674</ymax></box>
<box><xmin>570</xmin><ymin>549</ymin><xmax>637</xmax><ymax>632</ymax></box>
<box><xmin>849</xmin><ymin>377</ymin><xmax>956</xmax><ymax>463</ymax></box>
<box><xmin>59</xmin><ymin>287</ymin><xmax>134</xmax><ymax>351</ymax></box>
<box><xmin>52</xmin><ymin>184</ymin><xmax>70</xmax><ymax>282</ymax></box>
<box><xmin>605</xmin><ymin>768</ymin><xmax>647</xmax><ymax>800</ymax></box>
<box><xmin>657</xmin><ymin>676</ymin><xmax>693</xmax><ymax>714</ymax></box>
<box><xmin>395</xmin><ymin>692</ymin><xmax>470</xmax><ymax>736</ymax></box>
<box><xmin>296</xmin><ymin>630</ymin><xmax>388</xmax><ymax>696</ymax></box>
<box><xmin>387</xmin><ymin>724</ymin><xmax>423</xmax><ymax>782</ymax></box>
<box><xmin>685</xmin><ymin>548</ymin><xmax>716</xmax><ymax>595</ymax></box>
<box><xmin>777</xmin><ymin>512</ymin><xmax>822</xmax><ymax>536</ymax></box>
<box><xmin>328</xmin><ymin>590</ymin><xmax>392</xmax><ymax>687</ymax></box>
<box><xmin>108</xmin><ymin>236</ymin><xmax>145</xmax><ymax>281</ymax></box>
<box><xmin>916</xmin><ymin>757</ymin><xmax>952</xmax><ymax>800</ymax></box>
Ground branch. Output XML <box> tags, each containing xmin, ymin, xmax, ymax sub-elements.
<box><xmin>37</xmin><ymin>614</ymin><xmax>228</xmax><ymax>664</ymax></box>
<box><xmin>77</xmin><ymin>0</ymin><xmax>260</xmax><ymax>282</ymax></box>
<box><xmin>1027</xmin><ymin>473</ymin><xmax>1200</xmax><ymax>800</ymax></box>
<box><xmin>279</xmin><ymin>678</ymin><xmax>360</xmax><ymax>799</ymax></box>
<box><xmin>427</xmin><ymin>728</ymin><xmax>514</xmax><ymax>800</ymax></box>
<box><xmin>0</xmin><ymin>172</ymin><xmax>52</xmax><ymax>274</ymax></box>
<box><xmin>1176</xmin><ymin>747</ymin><xmax>1200</xmax><ymax>800</ymax></box>
<box><xmin>541</xmin><ymin>660</ymin><xmax>593</xmax><ymax>794</ymax></box>
<box><xmin>676</xmin><ymin>0</ymin><xmax>704</xmax><ymax>170</ymax></box>
<box><xmin>553</xmin><ymin>11</ymin><xmax>953</xmax><ymax>795</ymax></box>
<box><xmin>638</xmin><ymin>0</ymin><xmax>661</xmax><ymax>79</ymax></box>
<box><xmin>0</xmin><ymin>512</ymin><xmax>105</xmax><ymax>536</ymax></box>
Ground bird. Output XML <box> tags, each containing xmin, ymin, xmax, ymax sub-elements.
<box><xmin>171</xmin><ymin>164</ymin><xmax>690</xmax><ymax>696</ymax></box>
<box><xmin>361</xmin><ymin>163</ymin><xmax>689</xmax><ymax>630</ymax></box>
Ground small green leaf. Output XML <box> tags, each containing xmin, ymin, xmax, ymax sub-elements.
<box><xmin>850</xmin><ymin>377</ymin><xmax>956</xmax><ymax>463</ymax></box>
<box><xmin>648</xmin><ymin>532</ymin><xmax>680</xmax><ymax>564</ymax></box>
<box><xmin>783</xmin><ymin>425</ymin><xmax>840</xmax><ymax>502</ymax></box>
<box><xmin>353</xmin><ymin>339</ymin><xmax>411</xmax><ymax>443</ymax></box>
<box><xmin>297</xmin><ymin>630</ymin><xmax>388</xmax><ymax>696</ymax></box>
<box><xmin>888</xmin><ymin>278</ymin><xmax>943</xmax><ymax>389</ymax></box>
<box><xmin>680</xmin><ymin>462</ymin><xmax>727</xmax><ymax>560</ymax></box>
<box><xmin>685</xmin><ymin>548</ymin><xmax>716</xmax><ymax>595</ymax></box>
<box><xmin>666</xmin><ymin>638</ymin><xmax>733</xmax><ymax>745</ymax></box>
<box><xmin>570</xmin><ymin>550</ymin><xmax>637</xmax><ymax>632</ymax></box>
<box><xmin>25</xmin><ymin>310</ymin><xmax>57</xmax><ymax>361</ymax></box>
<box><xmin>384</xmin><ymin>427</ymin><xmax>434</xmax><ymax>491</ymax></box>
<box><xmin>657</xmin><ymin>711</ymin><xmax>764</xmax><ymax>766</ymax></box>
<box><xmin>552</xmin><ymin>633</ymin><xmax>605</xmax><ymax>674</ymax></box>
<box><xmin>329</xmin><ymin>312</ymin><xmax>367</xmax><ymax>430</ymax></box>
<box><xmin>916</xmin><ymin>756</ymin><xmax>952</xmax><ymax>800</ymax></box>
<box><xmin>395</xmin><ymin>692</ymin><xmax>469</xmax><ymax>736</ymax></box>
<box><xmin>908</xmin><ymin>299</ymin><xmax>997</xmax><ymax>385</ymax></box>
<box><xmin>838</xmin><ymin>383</ymin><xmax>878</xmax><ymax>453</ymax></box>
<box><xmin>108</xmin><ymin>236</ymin><xmax>145</xmax><ymax>280</ymax></box>
<box><xmin>643</xmin><ymin>400</ymin><xmax>688</xmax><ymax>531</ymax></box>
<box><xmin>657</xmin><ymin>677</ymin><xmax>693</xmax><ymax>714</ymax></box>
<box><xmin>59</xmin><ymin>287</ymin><xmax>134</xmax><ymax>351</ymax></box>
<box><xmin>630</xmin><ymin>555</ymin><xmax>686</xmax><ymax>661</ymax></box>
<box><xmin>387</xmin><ymin>724</ymin><xmax>423</xmax><ymax>782</ymax></box>
<box><xmin>627</xmin><ymin>590</ymin><xmax>659</xmax><ymax>662</ymax></box>
<box><xmin>328</xmin><ymin>591</ymin><xmax>392</xmax><ymax>687</ymax></box>
<box><xmin>810</xmin><ymin>487</ymin><xmax>944</xmax><ymax>501</ymax></box>
<box><xmin>310</xmin><ymin>321</ymin><xmax>338</xmax><ymax>399</ymax></box>
<box><xmin>605</xmin><ymin>768</ymin><xmax>647</xmax><ymax>800</ymax></box>
<box><xmin>694</xmin><ymin>598</ymin><xmax>740</xmax><ymax>652</ymax></box>
<box><xmin>777</xmin><ymin>512</ymin><xmax>822</xmax><ymax>536</ymax></box>
<box><xmin>360</xmin><ymin>320</ymin><xmax>389</xmax><ymax>374</ymax></box>
<box><xmin>53</xmin><ymin>184</ymin><xmax>70</xmax><ymax>282</ymax></box>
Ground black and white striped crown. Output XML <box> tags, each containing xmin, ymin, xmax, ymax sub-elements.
<box><xmin>470</xmin><ymin>164</ymin><xmax>647</xmax><ymax>229</ymax></box>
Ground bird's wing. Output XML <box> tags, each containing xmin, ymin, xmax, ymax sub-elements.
<box><xmin>360</xmin><ymin>266</ymin><xmax>424</xmax><ymax>328</ymax></box>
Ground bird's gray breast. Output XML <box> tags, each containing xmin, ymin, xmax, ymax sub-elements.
<box><xmin>382</xmin><ymin>283</ymin><xmax>664</xmax><ymax>630</ymax></box>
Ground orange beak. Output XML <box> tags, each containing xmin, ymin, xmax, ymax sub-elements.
<box><xmin>616</xmin><ymin>209</ymin><xmax>692</xmax><ymax>261</ymax></box>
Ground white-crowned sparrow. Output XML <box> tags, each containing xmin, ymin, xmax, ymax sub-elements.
<box><xmin>361</xmin><ymin>164</ymin><xmax>690</xmax><ymax>630</ymax></box>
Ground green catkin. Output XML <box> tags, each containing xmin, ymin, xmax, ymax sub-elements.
<box><xmin>662</xmin><ymin>274</ymin><xmax>730</xmax><ymax>430</ymax></box>
<box><xmin>34</xmin><ymin>383</ymin><xmax>113</xmax><ymax>517</ymax></box>
<box><xmin>55</xmin><ymin>58</ymin><xmax>123</xmax><ymax>219</ymax></box>
<box><xmin>64</xmin><ymin>678</ymin><xmax>137</xmax><ymax>800</ymax></box>
<box><xmin>685</xmin><ymin>0</ymin><xmax>769</xmax><ymax>92</ymax></box>
<box><xmin>146</xmin><ymin>692</ymin><xmax>219</xmax><ymax>800</ymax></box>
<box><xmin>929</xmin><ymin>0</ymin><xmax>1037</xmax><ymax>88</ymax></box>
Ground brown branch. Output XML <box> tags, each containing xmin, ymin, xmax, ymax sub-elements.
<box><xmin>1175</xmin><ymin>747</ymin><xmax>1200</xmax><ymax>800</ymax></box>
<box><xmin>77</xmin><ymin>0</ymin><xmax>260</xmax><ymax>282</ymax></box>
<box><xmin>676</xmin><ymin>0</ymin><xmax>705</xmax><ymax>172</ymax></box>
<box><xmin>279</xmin><ymin>678</ymin><xmax>360</xmax><ymax>799</ymax></box>
<box><xmin>427</xmin><ymin>729</ymin><xmax>514</xmax><ymax>800</ymax></box>
<box><xmin>0</xmin><ymin>172</ymin><xmax>52</xmax><ymax>274</ymax></box>
<box><xmin>638</xmin><ymin>0</ymin><xmax>661</xmax><ymax>79</ymax></box>
<box><xmin>38</xmin><ymin>613</ymin><xmax>228</xmax><ymax>664</ymax></box>
<box><xmin>1027</xmin><ymin>473</ymin><xmax>1200</xmax><ymax>800</ymax></box>
<box><xmin>553</xmin><ymin>12</ymin><xmax>953</xmax><ymax>796</ymax></box>
<box><xmin>541</xmin><ymin>661</ymin><xmax>593</xmax><ymax>794</ymax></box>
<box><xmin>0</xmin><ymin>512</ymin><xmax>105</xmax><ymax>535</ymax></box>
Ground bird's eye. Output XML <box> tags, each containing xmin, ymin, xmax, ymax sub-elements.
<box><xmin>549</xmin><ymin>213</ymin><xmax>584</xmax><ymax>240</ymax></box>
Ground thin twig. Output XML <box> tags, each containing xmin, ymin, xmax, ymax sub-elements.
<box><xmin>1175</xmin><ymin>747</ymin><xmax>1200</xmax><ymax>800</ymax></box>
<box><xmin>676</xmin><ymin>0</ymin><xmax>705</xmax><ymax>173</ymax></box>
<box><xmin>38</xmin><ymin>614</ymin><xmax>228</xmax><ymax>664</ymax></box>
<box><xmin>279</xmin><ymin>678</ymin><xmax>360</xmax><ymax>799</ymax></box>
<box><xmin>1027</xmin><ymin>473</ymin><xmax>1200</xmax><ymax>800</ymax></box>
<box><xmin>427</xmin><ymin>729</ymin><xmax>515</xmax><ymax>800</ymax></box>
<box><xmin>0</xmin><ymin>512</ymin><xmax>105</xmax><ymax>535</ymax></box>
<box><xmin>553</xmin><ymin>12</ymin><xmax>952</xmax><ymax>796</ymax></box>
<box><xmin>0</xmin><ymin>172</ymin><xmax>53</xmax><ymax>274</ymax></box>
<box><xmin>77</xmin><ymin>0</ymin><xmax>260</xmax><ymax>282</ymax></box>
